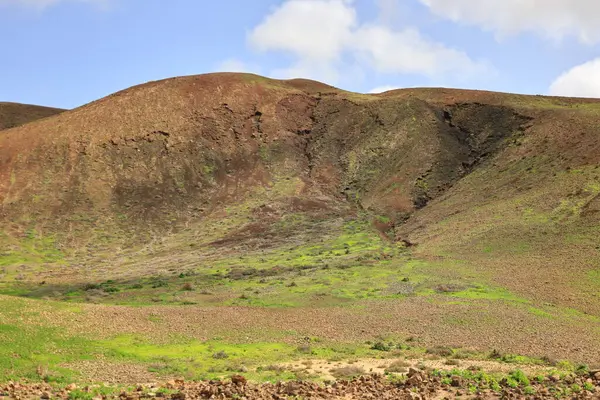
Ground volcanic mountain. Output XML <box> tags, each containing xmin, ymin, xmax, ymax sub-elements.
<box><xmin>0</xmin><ymin>102</ymin><xmax>64</xmax><ymax>131</ymax></box>
<box><xmin>1</xmin><ymin>73</ymin><xmax>600</xmax><ymax>366</ymax></box>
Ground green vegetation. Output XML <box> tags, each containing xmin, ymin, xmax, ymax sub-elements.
<box><xmin>3</xmin><ymin>72</ymin><xmax>600</xmax><ymax>395</ymax></box>
<box><xmin>0</xmin><ymin>230</ymin><xmax>64</xmax><ymax>268</ymax></box>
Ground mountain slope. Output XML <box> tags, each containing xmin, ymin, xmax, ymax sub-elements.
<box><xmin>1</xmin><ymin>73</ymin><xmax>600</xmax><ymax>367</ymax></box>
<box><xmin>0</xmin><ymin>102</ymin><xmax>65</xmax><ymax>130</ymax></box>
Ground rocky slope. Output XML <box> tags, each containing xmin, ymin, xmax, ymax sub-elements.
<box><xmin>0</xmin><ymin>102</ymin><xmax>64</xmax><ymax>131</ymax></box>
<box><xmin>1</xmin><ymin>73</ymin><xmax>600</xmax><ymax>366</ymax></box>
<box><xmin>2</xmin><ymin>74</ymin><xmax>598</xmax><ymax>234</ymax></box>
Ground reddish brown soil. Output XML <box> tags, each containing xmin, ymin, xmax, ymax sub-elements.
<box><xmin>2</xmin><ymin>73</ymin><xmax>600</xmax><ymax>386</ymax></box>
<box><xmin>0</xmin><ymin>102</ymin><xmax>64</xmax><ymax>131</ymax></box>
<box><xmin>2</xmin><ymin>369</ymin><xmax>599</xmax><ymax>399</ymax></box>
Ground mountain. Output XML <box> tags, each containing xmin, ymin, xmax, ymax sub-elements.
<box><xmin>0</xmin><ymin>102</ymin><xmax>65</xmax><ymax>131</ymax></box>
<box><xmin>1</xmin><ymin>73</ymin><xmax>600</xmax><ymax>367</ymax></box>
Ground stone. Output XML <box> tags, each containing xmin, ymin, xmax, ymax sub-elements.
<box><xmin>231</xmin><ymin>375</ymin><xmax>247</xmax><ymax>386</ymax></box>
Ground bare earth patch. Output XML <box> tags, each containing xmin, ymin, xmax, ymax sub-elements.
<box><xmin>60</xmin><ymin>360</ymin><xmax>158</xmax><ymax>385</ymax></box>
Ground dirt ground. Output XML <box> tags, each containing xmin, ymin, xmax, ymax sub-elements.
<box><xmin>3</xmin><ymin>367</ymin><xmax>600</xmax><ymax>399</ymax></box>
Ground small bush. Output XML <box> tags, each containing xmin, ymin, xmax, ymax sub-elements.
<box><xmin>583</xmin><ymin>382</ymin><xmax>595</xmax><ymax>392</ymax></box>
<box><xmin>555</xmin><ymin>360</ymin><xmax>574</xmax><ymax>370</ymax></box>
<box><xmin>296</xmin><ymin>344</ymin><xmax>312</xmax><ymax>354</ymax></box>
<box><xmin>509</xmin><ymin>370</ymin><xmax>530</xmax><ymax>386</ymax></box>
<box><xmin>128</xmin><ymin>283</ymin><xmax>144</xmax><ymax>289</ymax></box>
<box><xmin>575</xmin><ymin>364</ymin><xmax>589</xmax><ymax>376</ymax></box>
<box><xmin>67</xmin><ymin>390</ymin><xmax>94</xmax><ymax>400</ymax></box>
<box><xmin>181</xmin><ymin>283</ymin><xmax>194</xmax><ymax>291</ymax></box>
<box><xmin>151</xmin><ymin>280</ymin><xmax>168</xmax><ymax>288</ymax></box>
<box><xmin>212</xmin><ymin>350</ymin><xmax>229</xmax><ymax>359</ymax></box>
<box><xmin>385</xmin><ymin>360</ymin><xmax>410</xmax><ymax>373</ymax></box>
<box><xmin>505</xmin><ymin>377</ymin><xmax>518</xmax><ymax>388</ymax></box>
<box><xmin>258</xmin><ymin>365</ymin><xmax>286</xmax><ymax>373</ymax></box>
<box><xmin>489</xmin><ymin>349</ymin><xmax>502</xmax><ymax>359</ymax></box>
<box><xmin>370</xmin><ymin>342</ymin><xmax>392</xmax><ymax>351</ymax></box>
<box><xmin>426</xmin><ymin>346</ymin><xmax>453</xmax><ymax>357</ymax></box>
<box><xmin>330</xmin><ymin>366</ymin><xmax>365</xmax><ymax>379</ymax></box>
<box><xmin>524</xmin><ymin>386</ymin><xmax>536</xmax><ymax>395</ymax></box>
<box><xmin>83</xmin><ymin>283</ymin><xmax>101</xmax><ymax>291</ymax></box>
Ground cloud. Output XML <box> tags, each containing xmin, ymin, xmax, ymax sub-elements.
<box><xmin>248</xmin><ymin>0</ymin><xmax>487</xmax><ymax>84</ymax></box>
<box><xmin>419</xmin><ymin>0</ymin><xmax>600</xmax><ymax>44</ymax></box>
<box><xmin>368</xmin><ymin>85</ymin><xmax>399</xmax><ymax>93</ymax></box>
<box><xmin>549</xmin><ymin>59</ymin><xmax>600</xmax><ymax>98</ymax></box>
<box><xmin>353</xmin><ymin>25</ymin><xmax>487</xmax><ymax>78</ymax></box>
<box><xmin>248</xmin><ymin>0</ymin><xmax>356</xmax><ymax>63</ymax></box>
<box><xmin>375</xmin><ymin>0</ymin><xmax>400</xmax><ymax>25</ymax></box>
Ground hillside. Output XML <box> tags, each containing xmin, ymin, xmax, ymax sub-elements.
<box><xmin>0</xmin><ymin>102</ymin><xmax>65</xmax><ymax>130</ymax></box>
<box><xmin>0</xmin><ymin>73</ymin><xmax>599</xmax><ymax>392</ymax></box>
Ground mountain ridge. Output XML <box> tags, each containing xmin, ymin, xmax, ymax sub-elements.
<box><xmin>0</xmin><ymin>101</ymin><xmax>65</xmax><ymax>131</ymax></box>
<box><xmin>0</xmin><ymin>73</ymin><xmax>599</xmax><ymax>368</ymax></box>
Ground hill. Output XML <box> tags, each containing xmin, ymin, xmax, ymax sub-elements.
<box><xmin>0</xmin><ymin>73</ymin><xmax>599</xmax><ymax>389</ymax></box>
<box><xmin>0</xmin><ymin>101</ymin><xmax>64</xmax><ymax>130</ymax></box>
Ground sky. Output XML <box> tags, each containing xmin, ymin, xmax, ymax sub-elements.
<box><xmin>2</xmin><ymin>0</ymin><xmax>600</xmax><ymax>109</ymax></box>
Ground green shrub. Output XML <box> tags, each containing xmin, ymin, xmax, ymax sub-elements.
<box><xmin>575</xmin><ymin>364</ymin><xmax>589</xmax><ymax>376</ymax></box>
<box><xmin>370</xmin><ymin>342</ymin><xmax>391</xmax><ymax>351</ymax></box>
<box><xmin>509</xmin><ymin>369</ymin><xmax>530</xmax><ymax>386</ymax></box>
<box><xmin>212</xmin><ymin>350</ymin><xmax>228</xmax><ymax>359</ymax></box>
<box><xmin>524</xmin><ymin>386</ymin><xmax>535</xmax><ymax>395</ymax></box>
<box><xmin>68</xmin><ymin>390</ymin><xmax>94</xmax><ymax>400</ymax></box>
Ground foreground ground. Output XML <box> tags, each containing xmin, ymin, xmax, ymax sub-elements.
<box><xmin>3</xmin><ymin>367</ymin><xmax>600</xmax><ymax>399</ymax></box>
<box><xmin>1</xmin><ymin>74</ymin><xmax>600</xmax><ymax>397</ymax></box>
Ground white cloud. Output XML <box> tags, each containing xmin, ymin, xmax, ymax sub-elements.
<box><xmin>248</xmin><ymin>0</ymin><xmax>487</xmax><ymax>84</ymax></box>
<box><xmin>353</xmin><ymin>25</ymin><xmax>487</xmax><ymax>77</ymax></box>
<box><xmin>248</xmin><ymin>0</ymin><xmax>356</xmax><ymax>63</ymax></box>
<box><xmin>419</xmin><ymin>0</ymin><xmax>600</xmax><ymax>44</ymax></box>
<box><xmin>549</xmin><ymin>59</ymin><xmax>600</xmax><ymax>98</ymax></box>
<box><xmin>375</xmin><ymin>0</ymin><xmax>400</xmax><ymax>25</ymax></box>
<box><xmin>368</xmin><ymin>85</ymin><xmax>399</xmax><ymax>93</ymax></box>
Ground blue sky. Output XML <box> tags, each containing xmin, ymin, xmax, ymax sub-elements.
<box><xmin>1</xmin><ymin>0</ymin><xmax>600</xmax><ymax>108</ymax></box>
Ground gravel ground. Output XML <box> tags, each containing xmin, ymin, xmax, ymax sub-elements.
<box><xmin>45</xmin><ymin>297</ymin><xmax>600</xmax><ymax>364</ymax></box>
<box><xmin>2</xmin><ymin>368</ymin><xmax>600</xmax><ymax>399</ymax></box>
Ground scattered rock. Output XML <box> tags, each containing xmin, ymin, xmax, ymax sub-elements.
<box><xmin>2</xmin><ymin>370</ymin><xmax>599</xmax><ymax>399</ymax></box>
<box><xmin>231</xmin><ymin>375</ymin><xmax>247</xmax><ymax>386</ymax></box>
<box><xmin>451</xmin><ymin>376</ymin><xmax>463</xmax><ymax>387</ymax></box>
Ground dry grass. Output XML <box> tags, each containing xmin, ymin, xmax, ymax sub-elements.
<box><xmin>329</xmin><ymin>366</ymin><xmax>366</xmax><ymax>379</ymax></box>
<box><xmin>385</xmin><ymin>359</ymin><xmax>410</xmax><ymax>373</ymax></box>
